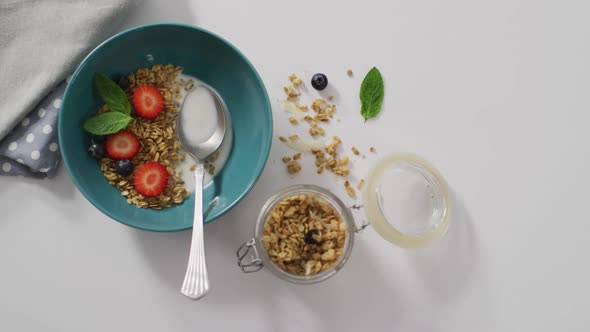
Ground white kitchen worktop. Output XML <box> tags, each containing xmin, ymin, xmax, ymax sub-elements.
<box><xmin>2</xmin><ymin>1</ymin><xmax>589</xmax><ymax>331</ymax></box>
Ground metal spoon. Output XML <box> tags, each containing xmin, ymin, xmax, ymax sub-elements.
<box><xmin>176</xmin><ymin>84</ymin><xmax>227</xmax><ymax>300</ymax></box>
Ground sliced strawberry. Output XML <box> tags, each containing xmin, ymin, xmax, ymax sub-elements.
<box><xmin>133</xmin><ymin>162</ymin><xmax>169</xmax><ymax>197</ymax></box>
<box><xmin>105</xmin><ymin>130</ymin><xmax>140</xmax><ymax>160</ymax></box>
<box><xmin>132</xmin><ymin>85</ymin><xmax>164</xmax><ymax>119</ymax></box>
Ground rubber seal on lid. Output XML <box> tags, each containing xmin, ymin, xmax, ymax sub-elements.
<box><xmin>363</xmin><ymin>153</ymin><xmax>452</xmax><ymax>248</ymax></box>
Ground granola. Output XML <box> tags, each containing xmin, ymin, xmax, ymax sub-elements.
<box><xmin>262</xmin><ymin>194</ymin><xmax>347</xmax><ymax>276</ymax></box>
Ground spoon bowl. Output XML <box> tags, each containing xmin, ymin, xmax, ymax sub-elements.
<box><xmin>177</xmin><ymin>84</ymin><xmax>227</xmax><ymax>161</ymax></box>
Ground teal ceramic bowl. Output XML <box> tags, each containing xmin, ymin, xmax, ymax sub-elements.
<box><xmin>59</xmin><ymin>23</ymin><xmax>272</xmax><ymax>231</ymax></box>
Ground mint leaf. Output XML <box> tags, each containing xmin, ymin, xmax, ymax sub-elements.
<box><xmin>95</xmin><ymin>73</ymin><xmax>131</xmax><ymax>115</ymax></box>
<box><xmin>83</xmin><ymin>112</ymin><xmax>132</xmax><ymax>135</ymax></box>
<box><xmin>360</xmin><ymin>67</ymin><xmax>384</xmax><ymax>121</ymax></box>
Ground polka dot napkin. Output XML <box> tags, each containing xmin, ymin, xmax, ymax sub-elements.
<box><xmin>0</xmin><ymin>81</ymin><xmax>64</xmax><ymax>178</ymax></box>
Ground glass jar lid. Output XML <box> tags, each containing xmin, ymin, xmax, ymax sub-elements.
<box><xmin>363</xmin><ymin>153</ymin><xmax>452</xmax><ymax>248</ymax></box>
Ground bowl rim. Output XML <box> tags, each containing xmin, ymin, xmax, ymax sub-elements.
<box><xmin>59</xmin><ymin>23</ymin><xmax>272</xmax><ymax>232</ymax></box>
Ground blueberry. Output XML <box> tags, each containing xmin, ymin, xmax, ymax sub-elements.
<box><xmin>304</xmin><ymin>229</ymin><xmax>320</xmax><ymax>245</ymax></box>
<box><xmin>116</xmin><ymin>159</ymin><xmax>133</xmax><ymax>176</ymax></box>
<box><xmin>311</xmin><ymin>73</ymin><xmax>328</xmax><ymax>91</ymax></box>
<box><xmin>88</xmin><ymin>143</ymin><xmax>105</xmax><ymax>159</ymax></box>
<box><xmin>118</xmin><ymin>76</ymin><xmax>130</xmax><ymax>90</ymax></box>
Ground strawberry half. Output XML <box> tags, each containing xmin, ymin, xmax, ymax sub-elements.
<box><xmin>132</xmin><ymin>85</ymin><xmax>164</xmax><ymax>119</ymax></box>
<box><xmin>133</xmin><ymin>162</ymin><xmax>169</xmax><ymax>197</ymax></box>
<box><xmin>105</xmin><ymin>130</ymin><xmax>140</xmax><ymax>160</ymax></box>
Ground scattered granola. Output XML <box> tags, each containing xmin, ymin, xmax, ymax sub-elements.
<box><xmin>347</xmin><ymin>69</ymin><xmax>353</xmax><ymax>77</ymax></box>
<box><xmin>278</xmin><ymin>73</ymin><xmax>365</xmax><ymax>196</ymax></box>
<box><xmin>282</xmin><ymin>156</ymin><xmax>292</xmax><ymax>163</ymax></box>
<box><xmin>370</xmin><ymin>147</ymin><xmax>376</xmax><ymax>153</ymax></box>
<box><xmin>293</xmin><ymin>153</ymin><xmax>301</xmax><ymax>161</ymax></box>
<box><xmin>279</xmin><ymin>136</ymin><xmax>287</xmax><ymax>142</ymax></box>
<box><xmin>262</xmin><ymin>194</ymin><xmax>347</xmax><ymax>276</ymax></box>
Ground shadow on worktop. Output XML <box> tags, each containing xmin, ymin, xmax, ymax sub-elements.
<box><xmin>0</xmin><ymin>162</ymin><xmax>76</xmax><ymax>201</ymax></box>
<box><xmin>116</xmin><ymin>0</ymin><xmax>197</xmax><ymax>32</ymax></box>
<box><xmin>289</xmin><ymin>238</ymin><xmax>406</xmax><ymax>331</ymax></box>
<box><xmin>406</xmin><ymin>190</ymin><xmax>478</xmax><ymax>300</ymax></box>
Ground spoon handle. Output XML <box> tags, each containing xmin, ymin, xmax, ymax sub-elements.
<box><xmin>181</xmin><ymin>163</ymin><xmax>209</xmax><ymax>300</ymax></box>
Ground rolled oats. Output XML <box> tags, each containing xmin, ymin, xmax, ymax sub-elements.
<box><xmin>100</xmin><ymin>64</ymin><xmax>190</xmax><ymax>209</ymax></box>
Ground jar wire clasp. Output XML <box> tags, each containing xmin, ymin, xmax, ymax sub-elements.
<box><xmin>349</xmin><ymin>204</ymin><xmax>370</xmax><ymax>233</ymax></box>
<box><xmin>237</xmin><ymin>238</ymin><xmax>263</xmax><ymax>273</ymax></box>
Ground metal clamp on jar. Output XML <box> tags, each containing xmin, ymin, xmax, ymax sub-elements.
<box><xmin>237</xmin><ymin>153</ymin><xmax>452</xmax><ymax>283</ymax></box>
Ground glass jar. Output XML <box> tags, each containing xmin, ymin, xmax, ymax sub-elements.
<box><xmin>237</xmin><ymin>153</ymin><xmax>452</xmax><ymax>283</ymax></box>
<box><xmin>237</xmin><ymin>184</ymin><xmax>356</xmax><ymax>284</ymax></box>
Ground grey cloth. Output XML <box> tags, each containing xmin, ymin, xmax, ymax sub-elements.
<box><xmin>0</xmin><ymin>0</ymin><xmax>136</xmax><ymax>178</ymax></box>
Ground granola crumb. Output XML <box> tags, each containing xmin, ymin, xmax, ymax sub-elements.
<box><xmin>370</xmin><ymin>147</ymin><xmax>376</xmax><ymax>153</ymax></box>
<box><xmin>185</xmin><ymin>79</ymin><xmax>194</xmax><ymax>91</ymax></box>
<box><xmin>288</xmin><ymin>134</ymin><xmax>299</xmax><ymax>141</ymax></box>
<box><xmin>295</xmin><ymin>102</ymin><xmax>308</xmax><ymax>111</ymax></box>
<box><xmin>351</xmin><ymin>146</ymin><xmax>360</xmax><ymax>155</ymax></box>
<box><xmin>347</xmin><ymin>69</ymin><xmax>353</xmax><ymax>77</ymax></box>
<box><xmin>288</xmin><ymin>73</ymin><xmax>303</xmax><ymax>87</ymax></box>
<box><xmin>327</xmin><ymin>96</ymin><xmax>334</xmax><ymax>101</ymax></box>
<box><xmin>357</xmin><ymin>179</ymin><xmax>365</xmax><ymax>190</ymax></box>
<box><xmin>282</xmin><ymin>156</ymin><xmax>292</xmax><ymax>163</ymax></box>
<box><xmin>283</xmin><ymin>85</ymin><xmax>300</xmax><ymax>98</ymax></box>
<box><xmin>338</xmin><ymin>156</ymin><xmax>349</xmax><ymax>166</ymax></box>
<box><xmin>317</xmin><ymin>166</ymin><xmax>324</xmax><ymax>174</ymax></box>
<box><xmin>293</xmin><ymin>153</ymin><xmax>301</xmax><ymax>161</ymax></box>
<box><xmin>287</xmin><ymin>161</ymin><xmax>302</xmax><ymax>174</ymax></box>
<box><xmin>345</xmin><ymin>185</ymin><xmax>356</xmax><ymax>198</ymax></box>
<box><xmin>279</xmin><ymin>136</ymin><xmax>287</xmax><ymax>142</ymax></box>
<box><xmin>288</xmin><ymin>117</ymin><xmax>299</xmax><ymax>125</ymax></box>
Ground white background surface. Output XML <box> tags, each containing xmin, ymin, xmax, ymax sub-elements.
<box><xmin>1</xmin><ymin>0</ymin><xmax>590</xmax><ymax>331</ymax></box>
